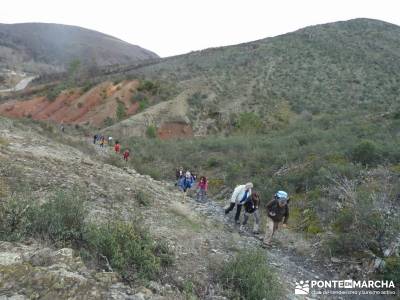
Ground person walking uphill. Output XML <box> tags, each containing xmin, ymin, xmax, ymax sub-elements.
<box><xmin>123</xmin><ymin>149</ymin><xmax>130</xmax><ymax>161</ymax></box>
<box><xmin>240</xmin><ymin>192</ymin><xmax>261</xmax><ymax>234</ymax></box>
<box><xmin>114</xmin><ymin>141</ymin><xmax>120</xmax><ymax>153</ymax></box>
<box><xmin>178</xmin><ymin>171</ymin><xmax>195</xmax><ymax>202</ymax></box>
<box><xmin>196</xmin><ymin>176</ymin><xmax>208</xmax><ymax>202</ymax></box>
<box><xmin>225</xmin><ymin>182</ymin><xmax>253</xmax><ymax>224</ymax></box>
<box><xmin>263</xmin><ymin>191</ymin><xmax>290</xmax><ymax>247</ymax></box>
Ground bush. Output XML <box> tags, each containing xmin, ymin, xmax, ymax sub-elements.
<box><xmin>383</xmin><ymin>256</ymin><xmax>400</xmax><ymax>283</ymax></box>
<box><xmin>29</xmin><ymin>190</ymin><xmax>86</xmax><ymax>245</ymax></box>
<box><xmin>84</xmin><ymin>222</ymin><xmax>173</xmax><ymax>281</ymax></box>
<box><xmin>146</xmin><ymin>125</ymin><xmax>157</xmax><ymax>138</ymax></box>
<box><xmin>351</xmin><ymin>140</ymin><xmax>379</xmax><ymax>165</ymax></box>
<box><xmin>234</xmin><ymin>112</ymin><xmax>264</xmax><ymax>134</ymax></box>
<box><xmin>138</xmin><ymin>99</ymin><xmax>149</xmax><ymax>112</ymax></box>
<box><xmin>0</xmin><ymin>189</ymin><xmax>86</xmax><ymax>246</ymax></box>
<box><xmin>103</xmin><ymin>117</ymin><xmax>115</xmax><ymax>127</ymax></box>
<box><xmin>219</xmin><ymin>249</ymin><xmax>283</xmax><ymax>300</ymax></box>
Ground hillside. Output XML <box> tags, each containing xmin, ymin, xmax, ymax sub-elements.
<box><xmin>0</xmin><ymin>22</ymin><xmax>158</xmax><ymax>75</ymax></box>
<box><xmin>107</xmin><ymin>18</ymin><xmax>400</xmax><ymax>136</ymax></box>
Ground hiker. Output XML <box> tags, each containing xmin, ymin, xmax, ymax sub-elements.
<box><xmin>225</xmin><ymin>182</ymin><xmax>253</xmax><ymax>224</ymax></box>
<box><xmin>175</xmin><ymin>167</ymin><xmax>184</xmax><ymax>186</ymax></box>
<box><xmin>263</xmin><ymin>191</ymin><xmax>290</xmax><ymax>247</ymax></box>
<box><xmin>196</xmin><ymin>176</ymin><xmax>208</xmax><ymax>202</ymax></box>
<box><xmin>178</xmin><ymin>171</ymin><xmax>195</xmax><ymax>193</ymax></box>
<box><xmin>100</xmin><ymin>136</ymin><xmax>105</xmax><ymax>148</ymax></box>
<box><xmin>240</xmin><ymin>192</ymin><xmax>261</xmax><ymax>234</ymax></box>
<box><xmin>114</xmin><ymin>141</ymin><xmax>120</xmax><ymax>153</ymax></box>
<box><xmin>108</xmin><ymin>136</ymin><xmax>113</xmax><ymax>146</ymax></box>
<box><xmin>123</xmin><ymin>149</ymin><xmax>130</xmax><ymax>161</ymax></box>
<box><xmin>60</xmin><ymin>124</ymin><xmax>65</xmax><ymax>133</ymax></box>
<box><xmin>93</xmin><ymin>134</ymin><xmax>97</xmax><ymax>144</ymax></box>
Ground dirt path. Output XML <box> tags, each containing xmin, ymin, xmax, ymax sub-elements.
<box><xmin>0</xmin><ymin>76</ymin><xmax>35</xmax><ymax>93</ymax></box>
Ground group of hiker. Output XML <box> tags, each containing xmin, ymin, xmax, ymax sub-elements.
<box><xmin>175</xmin><ymin>167</ymin><xmax>208</xmax><ymax>202</ymax></box>
<box><xmin>174</xmin><ymin>167</ymin><xmax>289</xmax><ymax>247</ymax></box>
<box><xmin>93</xmin><ymin>134</ymin><xmax>130</xmax><ymax>161</ymax></box>
<box><xmin>225</xmin><ymin>183</ymin><xmax>289</xmax><ymax>247</ymax></box>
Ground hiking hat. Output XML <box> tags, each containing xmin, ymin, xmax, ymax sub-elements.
<box><xmin>275</xmin><ymin>190</ymin><xmax>288</xmax><ymax>204</ymax></box>
<box><xmin>245</xmin><ymin>182</ymin><xmax>253</xmax><ymax>189</ymax></box>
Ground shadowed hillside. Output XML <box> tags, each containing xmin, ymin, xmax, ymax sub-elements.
<box><xmin>0</xmin><ymin>23</ymin><xmax>158</xmax><ymax>74</ymax></box>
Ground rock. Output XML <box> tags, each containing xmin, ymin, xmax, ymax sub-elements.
<box><xmin>330</xmin><ymin>257</ymin><xmax>341</xmax><ymax>263</ymax></box>
<box><xmin>148</xmin><ymin>281</ymin><xmax>163</xmax><ymax>293</ymax></box>
<box><xmin>133</xmin><ymin>292</ymin><xmax>145</xmax><ymax>300</ymax></box>
<box><xmin>0</xmin><ymin>252</ymin><xmax>22</xmax><ymax>265</ymax></box>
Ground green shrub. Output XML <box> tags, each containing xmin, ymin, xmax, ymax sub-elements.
<box><xmin>29</xmin><ymin>190</ymin><xmax>86</xmax><ymax>246</ymax></box>
<box><xmin>0</xmin><ymin>189</ymin><xmax>86</xmax><ymax>246</ymax></box>
<box><xmin>234</xmin><ymin>112</ymin><xmax>264</xmax><ymax>134</ymax></box>
<box><xmin>146</xmin><ymin>125</ymin><xmax>157</xmax><ymax>138</ymax></box>
<box><xmin>383</xmin><ymin>256</ymin><xmax>400</xmax><ymax>283</ymax></box>
<box><xmin>136</xmin><ymin>190</ymin><xmax>151</xmax><ymax>206</ymax></box>
<box><xmin>351</xmin><ymin>140</ymin><xmax>379</xmax><ymax>165</ymax></box>
<box><xmin>84</xmin><ymin>222</ymin><xmax>173</xmax><ymax>281</ymax></box>
<box><xmin>138</xmin><ymin>99</ymin><xmax>149</xmax><ymax>112</ymax></box>
<box><xmin>0</xmin><ymin>193</ymin><xmax>31</xmax><ymax>241</ymax></box>
<box><xmin>219</xmin><ymin>249</ymin><xmax>283</xmax><ymax>300</ymax></box>
<box><xmin>138</xmin><ymin>80</ymin><xmax>159</xmax><ymax>95</ymax></box>
<box><xmin>103</xmin><ymin>117</ymin><xmax>115</xmax><ymax>127</ymax></box>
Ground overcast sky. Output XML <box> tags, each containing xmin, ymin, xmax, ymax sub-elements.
<box><xmin>2</xmin><ymin>0</ymin><xmax>400</xmax><ymax>57</ymax></box>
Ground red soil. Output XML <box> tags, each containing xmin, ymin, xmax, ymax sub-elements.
<box><xmin>157</xmin><ymin>122</ymin><xmax>193</xmax><ymax>140</ymax></box>
<box><xmin>0</xmin><ymin>80</ymin><xmax>140</xmax><ymax>127</ymax></box>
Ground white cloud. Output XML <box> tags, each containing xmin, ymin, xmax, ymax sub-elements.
<box><xmin>1</xmin><ymin>0</ymin><xmax>400</xmax><ymax>57</ymax></box>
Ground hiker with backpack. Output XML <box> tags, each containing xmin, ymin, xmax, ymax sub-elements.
<box><xmin>93</xmin><ymin>134</ymin><xmax>98</xmax><ymax>144</ymax></box>
<box><xmin>123</xmin><ymin>149</ymin><xmax>130</xmax><ymax>161</ymax></box>
<box><xmin>263</xmin><ymin>190</ymin><xmax>290</xmax><ymax>247</ymax></box>
<box><xmin>100</xmin><ymin>136</ymin><xmax>105</xmax><ymax>148</ymax></box>
<box><xmin>225</xmin><ymin>182</ymin><xmax>253</xmax><ymax>224</ymax></box>
<box><xmin>196</xmin><ymin>176</ymin><xmax>208</xmax><ymax>202</ymax></box>
<box><xmin>179</xmin><ymin>171</ymin><xmax>196</xmax><ymax>202</ymax></box>
<box><xmin>240</xmin><ymin>192</ymin><xmax>261</xmax><ymax>234</ymax></box>
<box><xmin>178</xmin><ymin>171</ymin><xmax>195</xmax><ymax>193</ymax></box>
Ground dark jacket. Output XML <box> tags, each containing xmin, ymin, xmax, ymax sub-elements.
<box><xmin>266</xmin><ymin>199</ymin><xmax>289</xmax><ymax>223</ymax></box>
<box><xmin>244</xmin><ymin>197</ymin><xmax>258</xmax><ymax>213</ymax></box>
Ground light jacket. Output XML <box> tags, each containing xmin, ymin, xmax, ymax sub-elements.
<box><xmin>230</xmin><ymin>185</ymin><xmax>252</xmax><ymax>204</ymax></box>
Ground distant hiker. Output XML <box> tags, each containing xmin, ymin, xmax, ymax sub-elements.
<box><xmin>93</xmin><ymin>134</ymin><xmax>98</xmax><ymax>144</ymax></box>
<box><xmin>108</xmin><ymin>136</ymin><xmax>113</xmax><ymax>146</ymax></box>
<box><xmin>240</xmin><ymin>192</ymin><xmax>261</xmax><ymax>234</ymax></box>
<box><xmin>178</xmin><ymin>171</ymin><xmax>195</xmax><ymax>193</ymax></box>
<box><xmin>123</xmin><ymin>149</ymin><xmax>130</xmax><ymax>161</ymax></box>
<box><xmin>196</xmin><ymin>176</ymin><xmax>208</xmax><ymax>202</ymax></box>
<box><xmin>60</xmin><ymin>124</ymin><xmax>65</xmax><ymax>133</ymax></box>
<box><xmin>176</xmin><ymin>167</ymin><xmax>184</xmax><ymax>180</ymax></box>
<box><xmin>263</xmin><ymin>191</ymin><xmax>290</xmax><ymax>247</ymax></box>
<box><xmin>100</xmin><ymin>136</ymin><xmax>105</xmax><ymax>148</ymax></box>
<box><xmin>225</xmin><ymin>182</ymin><xmax>253</xmax><ymax>224</ymax></box>
<box><xmin>114</xmin><ymin>141</ymin><xmax>120</xmax><ymax>153</ymax></box>
<box><xmin>175</xmin><ymin>166</ymin><xmax>184</xmax><ymax>186</ymax></box>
